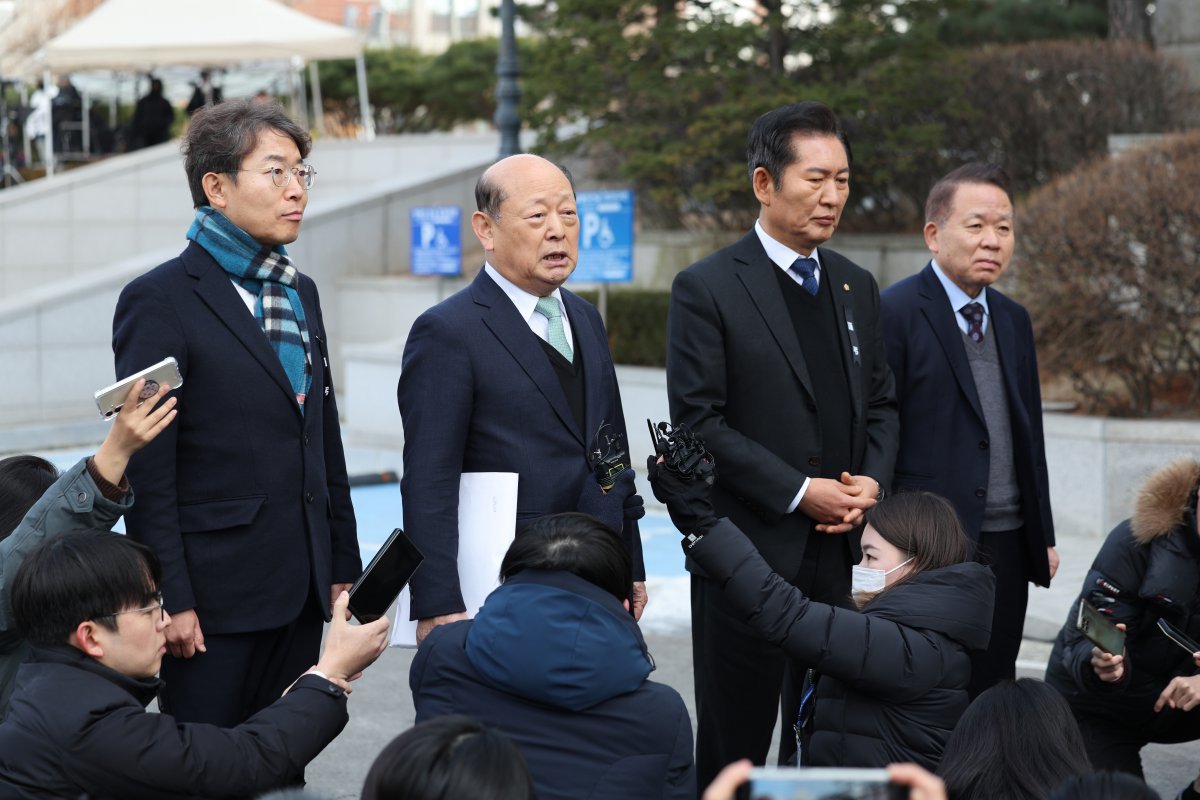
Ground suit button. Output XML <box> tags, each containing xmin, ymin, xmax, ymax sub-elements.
<box><xmin>979</xmin><ymin>440</ymin><xmax>989</xmax><ymax>450</ymax></box>
<box><xmin>807</xmin><ymin>402</ymin><xmax>817</xmax><ymax>413</ymax></box>
<box><xmin>808</xmin><ymin>457</ymin><xmax>821</xmax><ymax>467</ymax></box>
<box><xmin>306</xmin><ymin>491</ymin><xmax>314</xmax><ymax>503</ymax></box>
<box><xmin>303</xmin><ymin>434</ymin><xmax>310</xmax><ymax>446</ymax></box>
<box><xmin>975</xmin><ymin>487</ymin><xmax>986</xmax><ymax>498</ymax></box>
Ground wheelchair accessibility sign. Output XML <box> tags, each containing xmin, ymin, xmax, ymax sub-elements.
<box><xmin>573</xmin><ymin>190</ymin><xmax>634</xmax><ymax>283</ymax></box>
<box><xmin>410</xmin><ymin>206</ymin><xmax>462</xmax><ymax>276</ymax></box>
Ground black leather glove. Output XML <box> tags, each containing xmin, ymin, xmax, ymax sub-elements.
<box><xmin>646</xmin><ymin>456</ymin><xmax>718</xmax><ymax>537</ymax></box>
<box><xmin>577</xmin><ymin>468</ymin><xmax>636</xmax><ymax>534</ymax></box>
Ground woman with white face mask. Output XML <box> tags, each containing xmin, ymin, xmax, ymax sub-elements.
<box><xmin>649</xmin><ymin>464</ymin><xmax>995</xmax><ymax>772</ymax></box>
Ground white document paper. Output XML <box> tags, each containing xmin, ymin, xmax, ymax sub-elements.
<box><xmin>390</xmin><ymin>472</ymin><xmax>519</xmax><ymax>647</ymax></box>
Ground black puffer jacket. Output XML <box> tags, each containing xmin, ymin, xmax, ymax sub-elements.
<box><xmin>687</xmin><ymin>519</ymin><xmax>994</xmax><ymax>770</ymax></box>
<box><xmin>0</xmin><ymin>644</ymin><xmax>348</xmax><ymax>799</ymax></box>
<box><xmin>1046</xmin><ymin>460</ymin><xmax>1200</xmax><ymax>725</ymax></box>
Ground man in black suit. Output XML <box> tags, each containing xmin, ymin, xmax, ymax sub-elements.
<box><xmin>880</xmin><ymin>163</ymin><xmax>1057</xmax><ymax>697</ymax></box>
<box><xmin>112</xmin><ymin>99</ymin><xmax>361</xmax><ymax>726</ymax></box>
<box><xmin>667</xmin><ymin>102</ymin><xmax>899</xmax><ymax>784</ymax></box>
<box><xmin>398</xmin><ymin>154</ymin><xmax>645</xmax><ymax>646</ymax></box>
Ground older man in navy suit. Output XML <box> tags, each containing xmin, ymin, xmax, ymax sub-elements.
<box><xmin>112</xmin><ymin>99</ymin><xmax>361</xmax><ymax>726</ymax></box>
<box><xmin>880</xmin><ymin>162</ymin><xmax>1058</xmax><ymax>697</ymax></box>
<box><xmin>398</xmin><ymin>154</ymin><xmax>645</xmax><ymax>645</ymax></box>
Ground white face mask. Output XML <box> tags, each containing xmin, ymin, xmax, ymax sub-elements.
<box><xmin>851</xmin><ymin>557</ymin><xmax>914</xmax><ymax>595</ymax></box>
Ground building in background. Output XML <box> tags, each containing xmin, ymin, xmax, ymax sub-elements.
<box><xmin>281</xmin><ymin>0</ymin><xmax>500</xmax><ymax>53</ymax></box>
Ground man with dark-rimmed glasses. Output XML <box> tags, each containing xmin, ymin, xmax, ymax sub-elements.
<box><xmin>111</xmin><ymin>98</ymin><xmax>362</xmax><ymax>727</ymax></box>
<box><xmin>0</xmin><ymin>530</ymin><xmax>388</xmax><ymax>798</ymax></box>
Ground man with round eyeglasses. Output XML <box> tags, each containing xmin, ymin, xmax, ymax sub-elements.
<box><xmin>111</xmin><ymin>98</ymin><xmax>362</xmax><ymax>728</ymax></box>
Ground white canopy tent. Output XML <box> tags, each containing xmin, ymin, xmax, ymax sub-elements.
<box><xmin>38</xmin><ymin>0</ymin><xmax>373</xmax><ymax>174</ymax></box>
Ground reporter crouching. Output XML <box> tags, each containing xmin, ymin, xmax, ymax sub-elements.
<box><xmin>650</xmin><ymin>460</ymin><xmax>993</xmax><ymax>770</ymax></box>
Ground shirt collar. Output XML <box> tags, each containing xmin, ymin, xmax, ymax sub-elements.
<box><xmin>931</xmin><ymin>259</ymin><xmax>989</xmax><ymax>317</ymax></box>
<box><xmin>484</xmin><ymin>263</ymin><xmax>567</xmax><ymax>321</ymax></box>
<box><xmin>754</xmin><ymin>220</ymin><xmax>823</xmax><ymax>274</ymax></box>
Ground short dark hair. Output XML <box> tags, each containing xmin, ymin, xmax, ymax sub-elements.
<box><xmin>11</xmin><ymin>529</ymin><xmax>162</xmax><ymax>646</ymax></box>
<box><xmin>499</xmin><ymin>512</ymin><xmax>631</xmax><ymax>602</ymax></box>
<box><xmin>1047</xmin><ymin>772</ymin><xmax>1160</xmax><ymax>800</ymax></box>
<box><xmin>925</xmin><ymin>162</ymin><xmax>1013</xmax><ymax>226</ymax></box>
<box><xmin>937</xmin><ymin>679</ymin><xmax>1091</xmax><ymax>799</ymax></box>
<box><xmin>746</xmin><ymin>101</ymin><xmax>852</xmax><ymax>189</ymax></box>
<box><xmin>0</xmin><ymin>455</ymin><xmax>59</xmax><ymax>543</ymax></box>
<box><xmin>474</xmin><ymin>158</ymin><xmax>577</xmax><ymax>220</ymax></box>
<box><xmin>863</xmin><ymin>491</ymin><xmax>970</xmax><ymax>596</ymax></box>
<box><xmin>361</xmin><ymin>715</ymin><xmax>537</xmax><ymax>800</ymax></box>
<box><xmin>181</xmin><ymin>98</ymin><xmax>311</xmax><ymax>208</ymax></box>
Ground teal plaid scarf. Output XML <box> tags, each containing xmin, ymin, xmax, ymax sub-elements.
<box><xmin>187</xmin><ymin>206</ymin><xmax>312</xmax><ymax>410</ymax></box>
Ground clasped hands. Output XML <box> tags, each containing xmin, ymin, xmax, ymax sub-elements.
<box><xmin>802</xmin><ymin>472</ymin><xmax>880</xmax><ymax>534</ymax></box>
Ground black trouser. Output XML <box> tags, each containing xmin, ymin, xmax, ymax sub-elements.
<box><xmin>691</xmin><ymin>530</ymin><xmax>851</xmax><ymax>794</ymax></box>
<box><xmin>969</xmin><ymin>528</ymin><xmax>1031</xmax><ymax>698</ymax></box>
<box><xmin>159</xmin><ymin>591</ymin><xmax>325</xmax><ymax>727</ymax></box>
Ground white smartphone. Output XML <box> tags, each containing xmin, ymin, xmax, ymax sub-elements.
<box><xmin>94</xmin><ymin>357</ymin><xmax>183</xmax><ymax>420</ymax></box>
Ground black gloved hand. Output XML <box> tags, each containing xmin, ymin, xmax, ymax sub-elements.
<box><xmin>577</xmin><ymin>468</ymin><xmax>636</xmax><ymax>534</ymax></box>
<box><xmin>624</xmin><ymin>487</ymin><xmax>646</xmax><ymax>523</ymax></box>
<box><xmin>646</xmin><ymin>455</ymin><xmax>718</xmax><ymax>537</ymax></box>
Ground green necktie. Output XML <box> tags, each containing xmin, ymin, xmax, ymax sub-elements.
<box><xmin>535</xmin><ymin>296</ymin><xmax>573</xmax><ymax>361</ymax></box>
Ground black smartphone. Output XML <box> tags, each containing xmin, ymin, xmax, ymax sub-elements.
<box><xmin>1077</xmin><ymin>598</ymin><xmax>1125</xmax><ymax>655</ymax></box>
<box><xmin>747</xmin><ymin>768</ymin><xmax>907</xmax><ymax>800</ymax></box>
<box><xmin>1157</xmin><ymin>618</ymin><xmax>1200</xmax><ymax>655</ymax></box>
<box><xmin>347</xmin><ymin>528</ymin><xmax>424</xmax><ymax>624</ymax></box>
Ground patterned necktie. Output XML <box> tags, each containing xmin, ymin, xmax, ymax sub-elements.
<box><xmin>790</xmin><ymin>257</ymin><xmax>819</xmax><ymax>296</ymax></box>
<box><xmin>535</xmin><ymin>296</ymin><xmax>573</xmax><ymax>361</ymax></box>
<box><xmin>961</xmin><ymin>302</ymin><xmax>985</xmax><ymax>344</ymax></box>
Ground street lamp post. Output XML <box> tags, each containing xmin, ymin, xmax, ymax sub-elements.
<box><xmin>495</xmin><ymin>0</ymin><xmax>520</xmax><ymax>157</ymax></box>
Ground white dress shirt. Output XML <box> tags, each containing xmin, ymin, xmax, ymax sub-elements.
<box><xmin>484</xmin><ymin>263</ymin><xmax>575</xmax><ymax>353</ymax></box>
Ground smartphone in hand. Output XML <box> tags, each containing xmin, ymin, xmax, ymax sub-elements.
<box><xmin>1077</xmin><ymin>598</ymin><xmax>1125</xmax><ymax>655</ymax></box>
<box><xmin>95</xmin><ymin>357</ymin><xmax>182</xmax><ymax>419</ymax></box>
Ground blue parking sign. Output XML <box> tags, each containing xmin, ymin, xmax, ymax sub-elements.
<box><xmin>410</xmin><ymin>206</ymin><xmax>462</xmax><ymax>276</ymax></box>
<box><xmin>572</xmin><ymin>190</ymin><xmax>634</xmax><ymax>283</ymax></box>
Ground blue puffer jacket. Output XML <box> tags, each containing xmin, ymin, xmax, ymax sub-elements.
<box><xmin>410</xmin><ymin>569</ymin><xmax>695</xmax><ymax>800</ymax></box>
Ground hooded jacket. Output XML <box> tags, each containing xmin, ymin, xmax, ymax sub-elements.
<box><xmin>1046</xmin><ymin>459</ymin><xmax>1200</xmax><ymax>724</ymax></box>
<box><xmin>0</xmin><ymin>644</ymin><xmax>347</xmax><ymax>799</ymax></box>
<box><xmin>686</xmin><ymin>518</ymin><xmax>994</xmax><ymax>770</ymax></box>
<box><xmin>410</xmin><ymin>569</ymin><xmax>695</xmax><ymax>800</ymax></box>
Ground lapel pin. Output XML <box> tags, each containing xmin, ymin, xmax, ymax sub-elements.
<box><xmin>843</xmin><ymin>283</ymin><xmax>850</xmax><ymax>292</ymax></box>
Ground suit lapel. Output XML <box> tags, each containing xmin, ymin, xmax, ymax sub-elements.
<box><xmin>473</xmin><ymin>270</ymin><xmax>584</xmax><ymax>445</ymax></box>
<box><xmin>820</xmin><ymin>252</ymin><xmax>863</xmax><ymax>416</ymax></box>
<box><xmin>916</xmin><ymin>264</ymin><xmax>985</xmax><ymax>424</ymax></box>
<box><xmin>184</xmin><ymin>243</ymin><xmax>300</xmax><ymax>415</ymax></box>
<box><xmin>731</xmin><ymin>233</ymin><xmax>815</xmax><ymax>401</ymax></box>
<box><xmin>563</xmin><ymin>290</ymin><xmax>609</xmax><ymax>449</ymax></box>
<box><xmin>989</xmin><ymin>299</ymin><xmax>1029</xmax><ymax>433</ymax></box>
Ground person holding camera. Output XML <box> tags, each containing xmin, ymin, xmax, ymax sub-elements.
<box><xmin>649</xmin><ymin>455</ymin><xmax>992</xmax><ymax>770</ymax></box>
<box><xmin>1046</xmin><ymin>459</ymin><xmax>1200</xmax><ymax>799</ymax></box>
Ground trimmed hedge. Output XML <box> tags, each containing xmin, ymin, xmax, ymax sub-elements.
<box><xmin>575</xmin><ymin>288</ymin><xmax>670</xmax><ymax>367</ymax></box>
